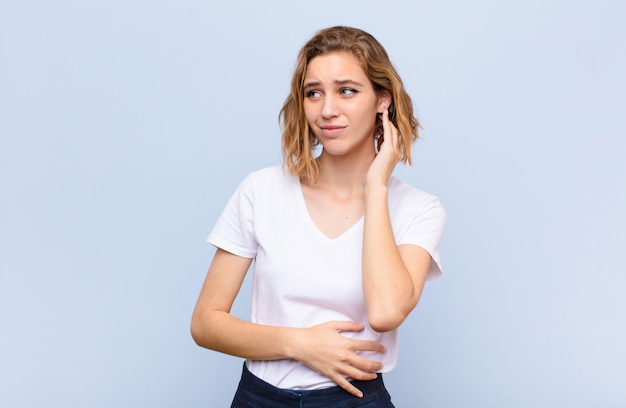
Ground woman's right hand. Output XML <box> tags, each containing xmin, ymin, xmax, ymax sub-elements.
<box><xmin>289</xmin><ymin>321</ymin><xmax>386</xmax><ymax>398</ymax></box>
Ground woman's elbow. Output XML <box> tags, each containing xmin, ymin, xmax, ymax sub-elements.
<box><xmin>190</xmin><ymin>312</ymin><xmax>213</xmax><ymax>348</ymax></box>
<box><xmin>367</xmin><ymin>297</ymin><xmax>420</xmax><ymax>332</ymax></box>
<box><xmin>190</xmin><ymin>317</ymin><xmax>203</xmax><ymax>346</ymax></box>
<box><xmin>367</xmin><ymin>310</ymin><xmax>406</xmax><ymax>333</ymax></box>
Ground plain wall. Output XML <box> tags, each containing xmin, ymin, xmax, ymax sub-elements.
<box><xmin>1</xmin><ymin>1</ymin><xmax>625</xmax><ymax>406</ymax></box>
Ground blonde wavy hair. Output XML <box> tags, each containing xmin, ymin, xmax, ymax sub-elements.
<box><xmin>279</xmin><ymin>26</ymin><xmax>420</xmax><ymax>182</ymax></box>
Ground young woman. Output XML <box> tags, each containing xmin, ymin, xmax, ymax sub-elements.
<box><xmin>191</xmin><ymin>26</ymin><xmax>446</xmax><ymax>407</ymax></box>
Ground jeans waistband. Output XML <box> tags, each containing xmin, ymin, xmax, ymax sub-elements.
<box><xmin>232</xmin><ymin>362</ymin><xmax>390</xmax><ymax>407</ymax></box>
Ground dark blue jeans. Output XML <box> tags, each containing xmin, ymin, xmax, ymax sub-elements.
<box><xmin>230</xmin><ymin>363</ymin><xmax>395</xmax><ymax>407</ymax></box>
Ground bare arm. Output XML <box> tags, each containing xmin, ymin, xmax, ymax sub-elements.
<box><xmin>190</xmin><ymin>248</ymin><xmax>290</xmax><ymax>359</ymax></box>
<box><xmin>362</xmin><ymin>109</ymin><xmax>433</xmax><ymax>333</ymax></box>
<box><xmin>190</xmin><ymin>248</ymin><xmax>386</xmax><ymax>397</ymax></box>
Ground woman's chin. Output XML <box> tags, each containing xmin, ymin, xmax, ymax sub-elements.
<box><xmin>319</xmin><ymin>141</ymin><xmax>374</xmax><ymax>159</ymax></box>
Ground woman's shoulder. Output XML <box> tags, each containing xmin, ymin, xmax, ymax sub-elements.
<box><xmin>388</xmin><ymin>177</ymin><xmax>446</xmax><ymax>234</ymax></box>
<box><xmin>239</xmin><ymin>165</ymin><xmax>297</xmax><ymax>194</ymax></box>
<box><xmin>246</xmin><ymin>165</ymin><xmax>295</xmax><ymax>184</ymax></box>
<box><xmin>249</xmin><ymin>165</ymin><xmax>285</xmax><ymax>178</ymax></box>
<box><xmin>388</xmin><ymin>177</ymin><xmax>442</xmax><ymax>206</ymax></box>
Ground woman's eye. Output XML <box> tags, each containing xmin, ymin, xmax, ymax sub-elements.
<box><xmin>340</xmin><ymin>88</ymin><xmax>357</xmax><ymax>96</ymax></box>
<box><xmin>305</xmin><ymin>90</ymin><xmax>321</xmax><ymax>98</ymax></box>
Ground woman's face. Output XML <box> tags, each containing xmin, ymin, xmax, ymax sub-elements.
<box><xmin>303</xmin><ymin>52</ymin><xmax>388</xmax><ymax>158</ymax></box>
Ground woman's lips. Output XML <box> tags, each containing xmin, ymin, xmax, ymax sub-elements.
<box><xmin>320</xmin><ymin>126</ymin><xmax>346</xmax><ymax>137</ymax></box>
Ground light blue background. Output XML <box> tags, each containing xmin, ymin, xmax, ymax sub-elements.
<box><xmin>1</xmin><ymin>1</ymin><xmax>625</xmax><ymax>407</ymax></box>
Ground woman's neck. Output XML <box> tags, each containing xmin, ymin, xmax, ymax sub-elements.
<box><xmin>310</xmin><ymin>150</ymin><xmax>375</xmax><ymax>193</ymax></box>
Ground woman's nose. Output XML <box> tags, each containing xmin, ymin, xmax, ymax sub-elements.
<box><xmin>321</xmin><ymin>95</ymin><xmax>339</xmax><ymax>118</ymax></box>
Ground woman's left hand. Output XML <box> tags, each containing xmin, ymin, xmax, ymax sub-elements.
<box><xmin>366</xmin><ymin>108</ymin><xmax>401</xmax><ymax>187</ymax></box>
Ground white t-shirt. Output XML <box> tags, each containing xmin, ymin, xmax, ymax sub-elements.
<box><xmin>208</xmin><ymin>165</ymin><xmax>446</xmax><ymax>390</ymax></box>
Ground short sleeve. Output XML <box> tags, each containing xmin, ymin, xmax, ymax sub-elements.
<box><xmin>397</xmin><ymin>196</ymin><xmax>446</xmax><ymax>280</ymax></box>
<box><xmin>207</xmin><ymin>174</ymin><xmax>258</xmax><ymax>259</ymax></box>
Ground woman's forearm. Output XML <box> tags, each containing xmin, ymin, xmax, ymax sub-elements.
<box><xmin>191</xmin><ymin>309</ymin><xmax>298</xmax><ymax>361</ymax></box>
<box><xmin>362</xmin><ymin>183</ymin><xmax>421</xmax><ymax>333</ymax></box>
<box><xmin>191</xmin><ymin>308</ymin><xmax>386</xmax><ymax>398</ymax></box>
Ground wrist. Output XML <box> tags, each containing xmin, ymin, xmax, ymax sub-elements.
<box><xmin>283</xmin><ymin>327</ymin><xmax>304</xmax><ymax>361</ymax></box>
<box><xmin>364</xmin><ymin>181</ymin><xmax>388</xmax><ymax>196</ymax></box>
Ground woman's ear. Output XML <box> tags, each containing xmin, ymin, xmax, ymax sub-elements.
<box><xmin>377</xmin><ymin>90</ymin><xmax>392</xmax><ymax>113</ymax></box>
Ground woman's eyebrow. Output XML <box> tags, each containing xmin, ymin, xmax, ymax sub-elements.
<box><xmin>334</xmin><ymin>79</ymin><xmax>366</xmax><ymax>87</ymax></box>
<box><xmin>303</xmin><ymin>79</ymin><xmax>366</xmax><ymax>89</ymax></box>
<box><xmin>303</xmin><ymin>81</ymin><xmax>321</xmax><ymax>90</ymax></box>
